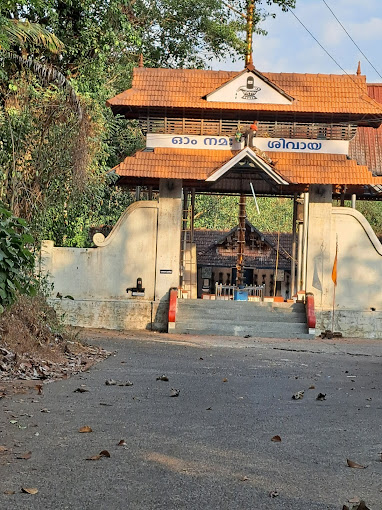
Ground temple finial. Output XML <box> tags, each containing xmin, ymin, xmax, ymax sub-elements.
<box><xmin>356</xmin><ymin>61</ymin><xmax>361</xmax><ymax>76</ymax></box>
<box><xmin>138</xmin><ymin>53</ymin><xmax>144</xmax><ymax>67</ymax></box>
<box><xmin>246</xmin><ymin>53</ymin><xmax>255</xmax><ymax>71</ymax></box>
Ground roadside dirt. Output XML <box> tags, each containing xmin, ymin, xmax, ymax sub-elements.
<box><xmin>0</xmin><ymin>295</ymin><xmax>110</xmax><ymax>399</ymax></box>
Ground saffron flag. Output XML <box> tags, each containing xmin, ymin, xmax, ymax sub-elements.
<box><xmin>332</xmin><ymin>242</ymin><xmax>338</xmax><ymax>286</ymax></box>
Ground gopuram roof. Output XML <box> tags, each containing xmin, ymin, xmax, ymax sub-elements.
<box><xmin>107</xmin><ymin>67</ymin><xmax>382</xmax><ymax>122</ymax></box>
<box><xmin>112</xmin><ymin>147</ymin><xmax>382</xmax><ymax>192</ymax></box>
<box><xmin>108</xmin><ymin>66</ymin><xmax>382</xmax><ymax>197</ymax></box>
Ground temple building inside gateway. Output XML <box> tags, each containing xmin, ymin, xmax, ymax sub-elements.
<box><xmin>40</xmin><ymin>60</ymin><xmax>382</xmax><ymax>339</ymax></box>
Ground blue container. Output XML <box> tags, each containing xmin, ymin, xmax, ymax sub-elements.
<box><xmin>233</xmin><ymin>289</ymin><xmax>248</xmax><ymax>301</ymax></box>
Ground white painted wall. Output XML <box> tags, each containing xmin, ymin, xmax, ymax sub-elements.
<box><xmin>306</xmin><ymin>186</ymin><xmax>382</xmax><ymax>337</ymax></box>
<box><xmin>331</xmin><ymin>208</ymin><xmax>382</xmax><ymax>311</ymax></box>
<box><xmin>40</xmin><ymin>201</ymin><xmax>158</xmax><ymax>301</ymax></box>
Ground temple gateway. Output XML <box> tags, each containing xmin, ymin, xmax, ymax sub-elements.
<box><xmin>41</xmin><ymin>60</ymin><xmax>382</xmax><ymax>338</ymax></box>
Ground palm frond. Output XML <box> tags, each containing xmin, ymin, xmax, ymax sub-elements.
<box><xmin>3</xmin><ymin>20</ymin><xmax>64</xmax><ymax>54</ymax></box>
<box><xmin>3</xmin><ymin>51</ymin><xmax>82</xmax><ymax>121</ymax></box>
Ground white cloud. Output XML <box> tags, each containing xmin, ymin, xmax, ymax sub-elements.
<box><xmin>348</xmin><ymin>17</ymin><xmax>382</xmax><ymax>41</ymax></box>
<box><xmin>321</xmin><ymin>20</ymin><xmax>346</xmax><ymax>46</ymax></box>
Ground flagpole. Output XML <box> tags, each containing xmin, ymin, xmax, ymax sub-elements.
<box><xmin>331</xmin><ymin>235</ymin><xmax>338</xmax><ymax>332</ymax></box>
<box><xmin>331</xmin><ymin>277</ymin><xmax>336</xmax><ymax>332</ymax></box>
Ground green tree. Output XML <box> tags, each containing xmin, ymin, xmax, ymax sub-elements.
<box><xmin>0</xmin><ymin>205</ymin><xmax>36</xmax><ymax>311</ymax></box>
<box><xmin>0</xmin><ymin>0</ymin><xmax>297</xmax><ymax>247</ymax></box>
<box><xmin>194</xmin><ymin>195</ymin><xmax>293</xmax><ymax>232</ymax></box>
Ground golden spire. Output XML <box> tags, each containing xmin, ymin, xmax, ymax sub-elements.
<box><xmin>356</xmin><ymin>61</ymin><xmax>361</xmax><ymax>75</ymax></box>
<box><xmin>245</xmin><ymin>0</ymin><xmax>255</xmax><ymax>69</ymax></box>
<box><xmin>138</xmin><ymin>53</ymin><xmax>144</xmax><ymax>67</ymax></box>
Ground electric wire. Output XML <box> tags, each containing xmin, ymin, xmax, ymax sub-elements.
<box><xmin>222</xmin><ymin>2</ymin><xmax>382</xmax><ymax>125</ymax></box>
<box><xmin>286</xmin><ymin>6</ymin><xmax>382</xmax><ymax>120</ymax></box>
<box><xmin>321</xmin><ymin>0</ymin><xmax>382</xmax><ymax>81</ymax></box>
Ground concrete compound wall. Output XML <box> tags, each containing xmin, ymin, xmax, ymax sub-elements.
<box><xmin>48</xmin><ymin>298</ymin><xmax>168</xmax><ymax>331</ymax></box>
<box><xmin>307</xmin><ymin>185</ymin><xmax>382</xmax><ymax>338</ymax></box>
<box><xmin>40</xmin><ymin>200</ymin><xmax>165</xmax><ymax>330</ymax></box>
<box><xmin>40</xmin><ymin>179</ymin><xmax>183</xmax><ymax>331</ymax></box>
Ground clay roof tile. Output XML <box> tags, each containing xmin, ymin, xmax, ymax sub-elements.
<box><xmin>107</xmin><ymin>68</ymin><xmax>382</xmax><ymax>117</ymax></box>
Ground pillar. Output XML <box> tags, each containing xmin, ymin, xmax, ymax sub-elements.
<box><xmin>155</xmin><ymin>179</ymin><xmax>183</xmax><ymax>301</ymax></box>
<box><xmin>302</xmin><ymin>192</ymin><xmax>309</xmax><ymax>291</ymax></box>
<box><xmin>305</xmin><ymin>184</ymin><xmax>333</xmax><ymax>310</ymax></box>
<box><xmin>296</xmin><ymin>223</ymin><xmax>303</xmax><ymax>291</ymax></box>
<box><xmin>290</xmin><ymin>194</ymin><xmax>297</xmax><ymax>296</ymax></box>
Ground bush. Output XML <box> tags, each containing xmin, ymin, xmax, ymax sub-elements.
<box><xmin>0</xmin><ymin>205</ymin><xmax>36</xmax><ymax>312</ymax></box>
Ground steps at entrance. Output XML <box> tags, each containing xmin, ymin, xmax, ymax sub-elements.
<box><xmin>172</xmin><ymin>299</ymin><xmax>314</xmax><ymax>339</ymax></box>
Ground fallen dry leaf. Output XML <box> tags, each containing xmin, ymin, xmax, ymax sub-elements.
<box><xmin>79</xmin><ymin>426</ymin><xmax>92</xmax><ymax>433</ymax></box>
<box><xmin>269</xmin><ymin>489</ymin><xmax>279</xmax><ymax>498</ymax></box>
<box><xmin>117</xmin><ymin>440</ymin><xmax>126</xmax><ymax>446</ymax></box>
<box><xmin>0</xmin><ymin>446</ymin><xmax>8</xmax><ymax>452</ymax></box>
<box><xmin>309</xmin><ymin>385</ymin><xmax>315</xmax><ymax>390</ymax></box>
<box><xmin>74</xmin><ymin>387</ymin><xmax>89</xmax><ymax>393</ymax></box>
<box><xmin>292</xmin><ymin>391</ymin><xmax>304</xmax><ymax>400</ymax></box>
<box><xmin>16</xmin><ymin>451</ymin><xmax>31</xmax><ymax>460</ymax></box>
<box><xmin>222</xmin><ymin>378</ymin><xmax>228</xmax><ymax>382</ymax></box>
<box><xmin>271</xmin><ymin>435</ymin><xmax>282</xmax><ymax>442</ymax></box>
<box><xmin>105</xmin><ymin>379</ymin><xmax>117</xmax><ymax>386</ymax></box>
<box><xmin>170</xmin><ymin>388</ymin><xmax>180</xmax><ymax>397</ymax></box>
<box><xmin>21</xmin><ymin>487</ymin><xmax>38</xmax><ymax>494</ymax></box>
<box><xmin>86</xmin><ymin>450</ymin><xmax>110</xmax><ymax>461</ymax></box>
<box><xmin>35</xmin><ymin>385</ymin><xmax>43</xmax><ymax>395</ymax></box>
<box><xmin>347</xmin><ymin>459</ymin><xmax>367</xmax><ymax>469</ymax></box>
<box><xmin>316</xmin><ymin>393</ymin><xmax>326</xmax><ymax>401</ymax></box>
<box><xmin>3</xmin><ymin>490</ymin><xmax>15</xmax><ymax>495</ymax></box>
<box><xmin>40</xmin><ymin>408</ymin><xmax>50</xmax><ymax>413</ymax></box>
<box><xmin>240</xmin><ymin>476</ymin><xmax>249</xmax><ymax>481</ymax></box>
<box><xmin>156</xmin><ymin>375</ymin><xmax>169</xmax><ymax>381</ymax></box>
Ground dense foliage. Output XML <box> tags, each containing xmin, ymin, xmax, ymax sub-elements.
<box><xmin>194</xmin><ymin>195</ymin><xmax>293</xmax><ymax>232</ymax></box>
<box><xmin>0</xmin><ymin>205</ymin><xmax>36</xmax><ymax>311</ymax></box>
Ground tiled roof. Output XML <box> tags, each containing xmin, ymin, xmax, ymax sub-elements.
<box><xmin>113</xmin><ymin>147</ymin><xmax>382</xmax><ymax>186</ymax></box>
<box><xmin>113</xmin><ymin>148</ymin><xmax>236</xmax><ymax>180</ymax></box>
<box><xmin>107</xmin><ymin>67</ymin><xmax>382</xmax><ymax>116</ymax></box>
<box><xmin>194</xmin><ymin>227</ymin><xmax>292</xmax><ymax>270</ymax></box>
<box><xmin>349</xmin><ymin>84</ymin><xmax>382</xmax><ymax>175</ymax></box>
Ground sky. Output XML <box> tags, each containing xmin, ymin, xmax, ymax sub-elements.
<box><xmin>212</xmin><ymin>0</ymin><xmax>382</xmax><ymax>83</ymax></box>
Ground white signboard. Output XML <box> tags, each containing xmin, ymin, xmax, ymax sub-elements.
<box><xmin>146</xmin><ymin>133</ymin><xmax>349</xmax><ymax>155</ymax></box>
<box><xmin>205</xmin><ymin>71</ymin><xmax>293</xmax><ymax>105</ymax></box>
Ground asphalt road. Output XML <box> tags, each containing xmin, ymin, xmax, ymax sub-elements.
<box><xmin>1</xmin><ymin>331</ymin><xmax>382</xmax><ymax>510</ymax></box>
